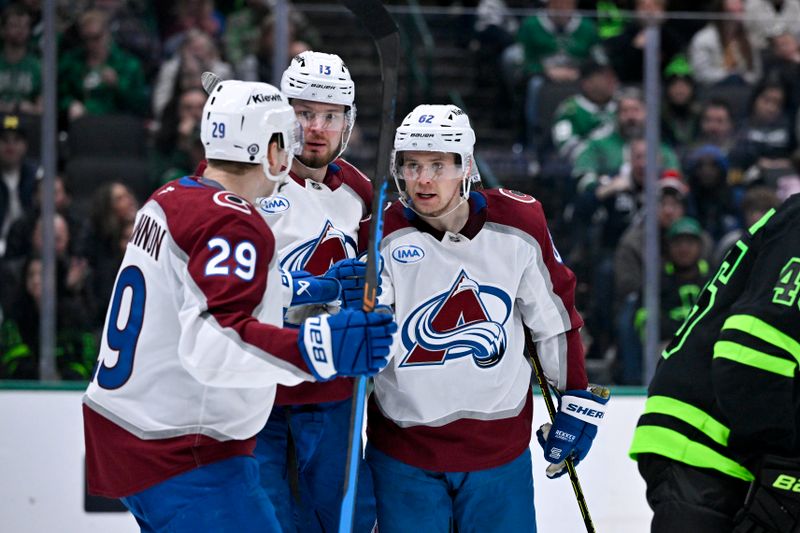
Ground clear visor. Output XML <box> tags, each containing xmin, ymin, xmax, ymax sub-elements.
<box><xmin>295</xmin><ymin>110</ymin><xmax>348</xmax><ymax>131</ymax></box>
<box><xmin>394</xmin><ymin>155</ymin><xmax>464</xmax><ymax>181</ymax></box>
<box><xmin>288</xmin><ymin>119</ymin><xmax>304</xmax><ymax>155</ymax></box>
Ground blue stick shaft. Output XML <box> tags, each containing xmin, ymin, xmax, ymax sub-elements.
<box><xmin>337</xmin><ymin>376</ymin><xmax>368</xmax><ymax>532</ymax></box>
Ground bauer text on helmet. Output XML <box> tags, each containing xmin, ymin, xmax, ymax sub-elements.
<box><xmin>200</xmin><ymin>75</ymin><xmax>303</xmax><ymax>182</ymax></box>
<box><xmin>391</xmin><ymin>104</ymin><xmax>478</xmax><ymax>204</ymax></box>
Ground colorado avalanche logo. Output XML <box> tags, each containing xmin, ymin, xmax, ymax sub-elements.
<box><xmin>280</xmin><ymin>220</ymin><xmax>357</xmax><ymax>275</ymax></box>
<box><xmin>400</xmin><ymin>270</ymin><xmax>512</xmax><ymax>368</ymax></box>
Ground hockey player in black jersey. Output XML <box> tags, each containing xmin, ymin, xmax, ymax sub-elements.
<box><xmin>629</xmin><ymin>193</ymin><xmax>800</xmax><ymax>533</ymax></box>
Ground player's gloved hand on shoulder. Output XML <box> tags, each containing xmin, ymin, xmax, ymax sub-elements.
<box><xmin>281</xmin><ymin>268</ymin><xmax>342</xmax><ymax>308</ymax></box>
<box><xmin>298</xmin><ymin>306</ymin><xmax>397</xmax><ymax>381</ymax></box>
<box><xmin>537</xmin><ymin>385</ymin><xmax>610</xmax><ymax>479</ymax></box>
<box><xmin>325</xmin><ymin>256</ymin><xmax>383</xmax><ymax>309</ymax></box>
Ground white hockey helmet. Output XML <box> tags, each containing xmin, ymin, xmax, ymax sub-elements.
<box><xmin>281</xmin><ymin>51</ymin><xmax>355</xmax><ymax>106</ymax></box>
<box><xmin>281</xmin><ymin>51</ymin><xmax>356</xmax><ymax>164</ymax></box>
<box><xmin>391</xmin><ymin>104</ymin><xmax>478</xmax><ymax>203</ymax></box>
<box><xmin>200</xmin><ymin>72</ymin><xmax>303</xmax><ymax>182</ymax></box>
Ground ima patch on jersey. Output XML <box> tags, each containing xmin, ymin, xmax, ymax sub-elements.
<box><xmin>399</xmin><ymin>270</ymin><xmax>512</xmax><ymax>368</ymax></box>
<box><xmin>280</xmin><ymin>220</ymin><xmax>357</xmax><ymax>275</ymax></box>
<box><xmin>258</xmin><ymin>195</ymin><xmax>291</xmax><ymax>214</ymax></box>
<box><xmin>391</xmin><ymin>244</ymin><xmax>425</xmax><ymax>264</ymax></box>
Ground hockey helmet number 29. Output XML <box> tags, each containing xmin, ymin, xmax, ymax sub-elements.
<box><xmin>200</xmin><ymin>72</ymin><xmax>303</xmax><ymax>182</ymax></box>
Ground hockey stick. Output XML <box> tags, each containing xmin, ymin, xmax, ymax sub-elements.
<box><xmin>337</xmin><ymin>2</ymin><xmax>399</xmax><ymax>532</ymax></box>
<box><xmin>524</xmin><ymin>327</ymin><xmax>596</xmax><ymax>533</ymax></box>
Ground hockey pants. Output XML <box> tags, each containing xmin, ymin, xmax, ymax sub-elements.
<box><xmin>121</xmin><ymin>455</ymin><xmax>281</xmax><ymax>532</ymax></box>
<box><xmin>366</xmin><ymin>444</ymin><xmax>536</xmax><ymax>533</ymax></box>
<box><xmin>639</xmin><ymin>453</ymin><xmax>750</xmax><ymax>533</ymax></box>
<box><xmin>255</xmin><ymin>398</ymin><xmax>376</xmax><ymax>533</ymax></box>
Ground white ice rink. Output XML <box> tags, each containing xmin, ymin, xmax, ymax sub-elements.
<box><xmin>0</xmin><ymin>388</ymin><xmax>652</xmax><ymax>532</ymax></box>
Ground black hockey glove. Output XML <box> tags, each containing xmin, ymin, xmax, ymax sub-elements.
<box><xmin>733</xmin><ymin>455</ymin><xmax>800</xmax><ymax>533</ymax></box>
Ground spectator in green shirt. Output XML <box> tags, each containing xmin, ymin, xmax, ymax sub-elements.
<box><xmin>0</xmin><ymin>4</ymin><xmax>41</xmax><ymax>115</ymax></box>
<box><xmin>573</xmin><ymin>87</ymin><xmax>680</xmax><ymax>196</ymax></box>
<box><xmin>551</xmin><ymin>60</ymin><xmax>618</xmax><ymax>161</ymax></box>
<box><xmin>223</xmin><ymin>0</ymin><xmax>272</xmax><ymax>67</ymax></box>
<box><xmin>58</xmin><ymin>9</ymin><xmax>148</xmax><ymax>123</ymax></box>
<box><xmin>517</xmin><ymin>0</ymin><xmax>600</xmax><ymax>147</ymax></box>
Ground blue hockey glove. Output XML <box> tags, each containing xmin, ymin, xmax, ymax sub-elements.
<box><xmin>280</xmin><ymin>268</ymin><xmax>341</xmax><ymax>308</ymax></box>
<box><xmin>298</xmin><ymin>306</ymin><xmax>398</xmax><ymax>381</ymax></box>
<box><xmin>324</xmin><ymin>257</ymin><xmax>382</xmax><ymax>309</ymax></box>
<box><xmin>536</xmin><ymin>385</ymin><xmax>610</xmax><ymax>479</ymax></box>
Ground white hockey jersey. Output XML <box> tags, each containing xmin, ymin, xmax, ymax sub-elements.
<box><xmin>256</xmin><ymin>159</ymin><xmax>373</xmax><ymax>405</ymax></box>
<box><xmin>83</xmin><ymin>177</ymin><xmax>314</xmax><ymax>498</ymax></box>
<box><xmin>368</xmin><ymin>189</ymin><xmax>588</xmax><ymax>472</ymax></box>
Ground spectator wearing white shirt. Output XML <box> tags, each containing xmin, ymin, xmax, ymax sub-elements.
<box><xmin>744</xmin><ymin>0</ymin><xmax>800</xmax><ymax>50</ymax></box>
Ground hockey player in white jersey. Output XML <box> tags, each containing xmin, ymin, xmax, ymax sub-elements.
<box><xmin>366</xmin><ymin>104</ymin><xmax>609</xmax><ymax>532</ymax></box>
<box><xmin>82</xmin><ymin>77</ymin><xmax>397</xmax><ymax>533</ymax></box>
<box><xmin>253</xmin><ymin>51</ymin><xmax>378</xmax><ymax>533</ymax></box>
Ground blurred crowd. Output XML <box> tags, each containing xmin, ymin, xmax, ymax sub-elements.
<box><xmin>0</xmin><ymin>0</ymin><xmax>322</xmax><ymax>380</ymax></box>
<box><xmin>477</xmin><ymin>0</ymin><xmax>800</xmax><ymax>383</ymax></box>
<box><xmin>0</xmin><ymin>0</ymin><xmax>798</xmax><ymax>384</ymax></box>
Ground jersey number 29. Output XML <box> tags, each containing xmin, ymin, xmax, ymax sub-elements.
<box><xmin>94</xmin><ymin>266</ymin><xmax>146</xmax><ymax>389</ymax></box>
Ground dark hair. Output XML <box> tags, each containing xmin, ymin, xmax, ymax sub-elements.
<box><xmin>747</xmin><ymin>75</ymin><xmax>788</xmax><ymax>116</ymax></box>
<box><xmin>1</xmin><ymin>3</ymin><xmax>30</xmax><ymax>26</ymax></box>
<box><xmin>10</xmin><ymin>253</ymin><xmax>43</xmax><ymax>352</ymax></box>
<box><xmin>711</xmin><ymin>0</ymin><xmax>754</xmax><ymax>69</ymax></box>
<box><xmin>741</xmin><ymin>185</ymin><xmax>780</xmax><ymax>215</ymax></box>
<box><xmin>90</xmin><ymin>182</ymin><xmax>131</xmax><ymax>245</ymax></box>
<box><xmin>155</xmin><ymin>87</ymin><xmax>207</xmax><ymax>154</ymax></box>
<box><xmin>701</xmin><ymin>98</ymin><xmax>733</xmax><ymax>118</ymax></box>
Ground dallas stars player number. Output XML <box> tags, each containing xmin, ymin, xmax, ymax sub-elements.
<box><xmin>773</xmin><ymin>258</ymin><xmax>800</xmax><ymax>308</ymax></box>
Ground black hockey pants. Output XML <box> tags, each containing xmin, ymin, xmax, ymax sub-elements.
<box><xmin>638</xmin><ymin>453</ymin><xmax>750</xmax><ymax>533</ymax></box>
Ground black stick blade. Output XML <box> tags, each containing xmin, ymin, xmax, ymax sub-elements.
<box><xmin>340</xmin><ymin>0</ymin><xmax>399</xmax><ymax>39</ymax></box>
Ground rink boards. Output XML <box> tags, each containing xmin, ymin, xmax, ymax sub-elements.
<box><xmin>0</xmin><ymin>385</ymin><xmax>652</xmax><ymax>532</ymax></box>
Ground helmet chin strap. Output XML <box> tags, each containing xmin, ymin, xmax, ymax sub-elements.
<box><xmin>262</xmin><ymin>151</ymin><xmax>293</xmax><ymax>183</ymax></box>
<box><xmin>404</xmin><ymin>195</ymin><xmax>468</xmax><ymax>222</ymax></box>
